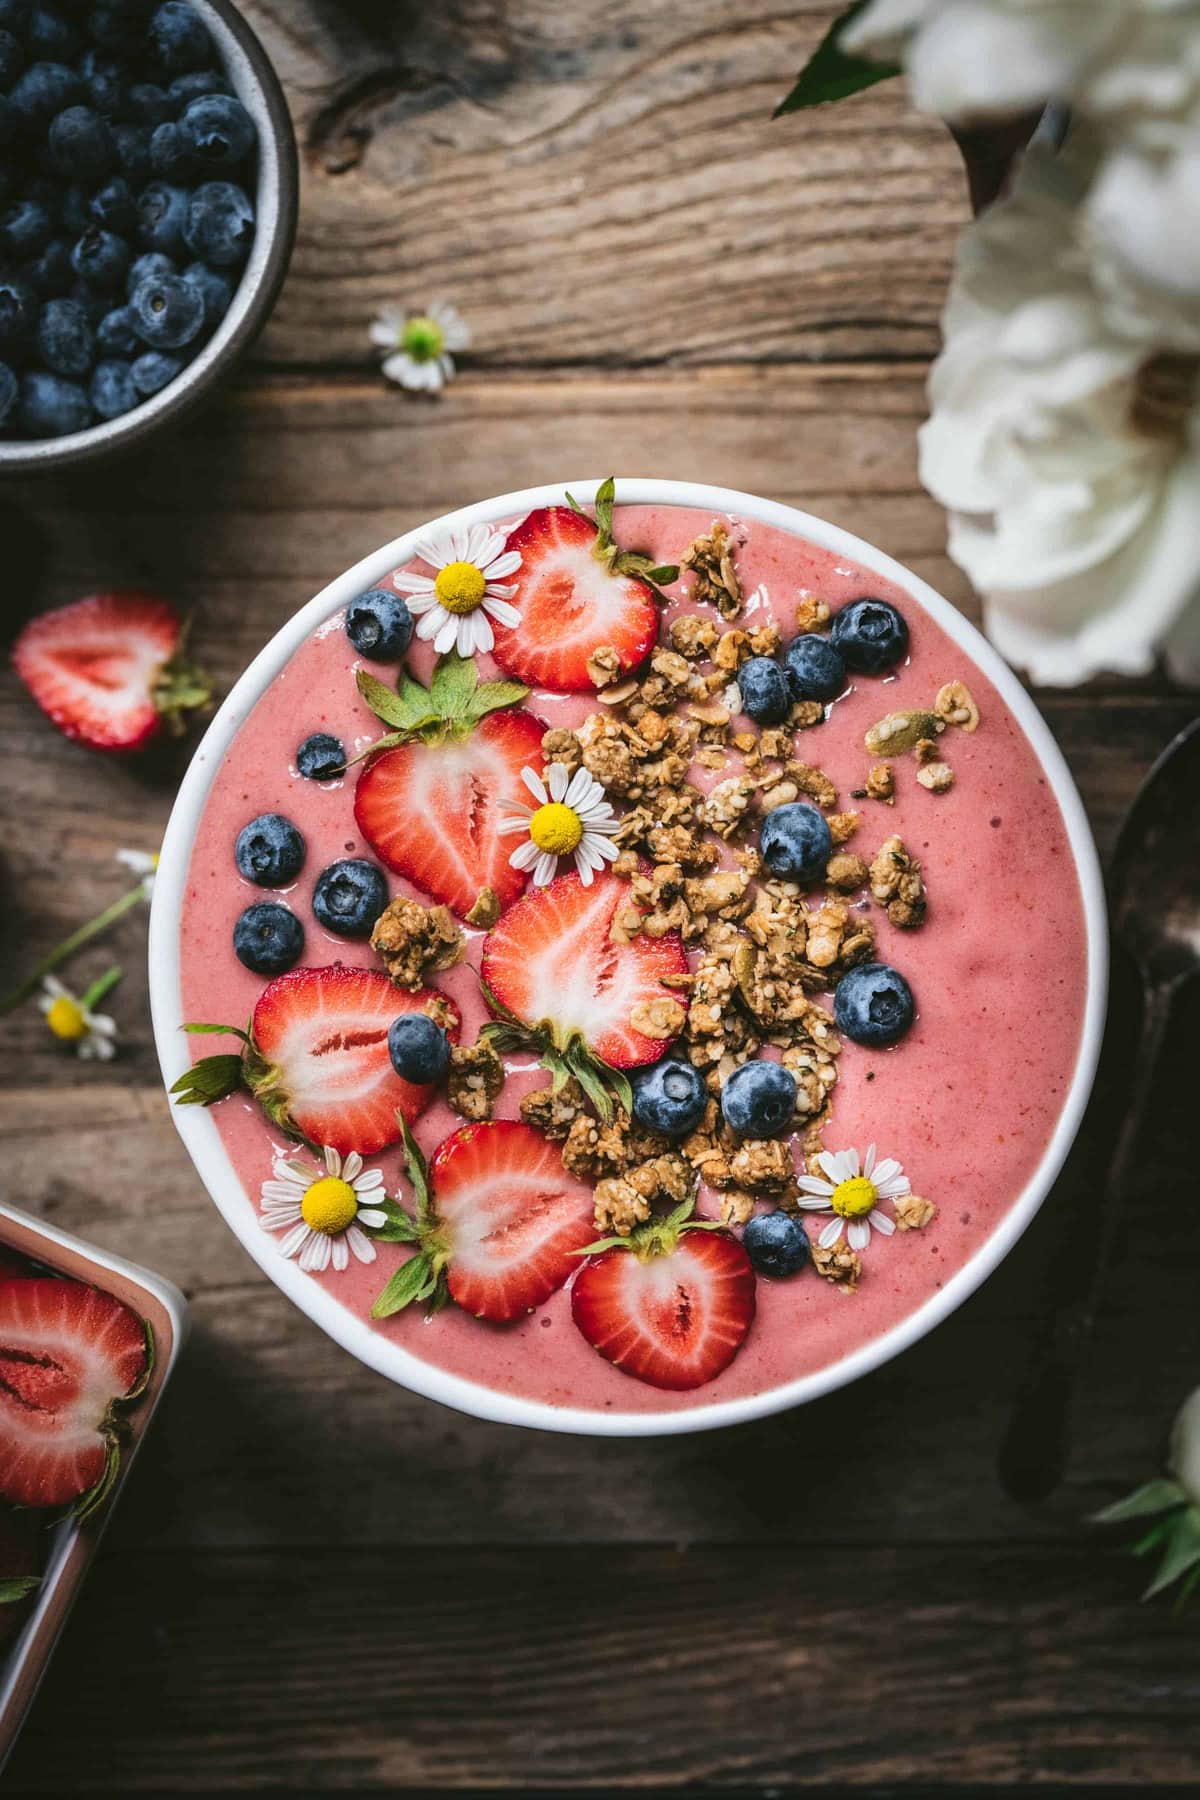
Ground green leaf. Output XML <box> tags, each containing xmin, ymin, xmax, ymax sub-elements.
<box><xmin>644</xmin><ymin>564</ymin><xmax>680</xmax><ymax>586</ymax></box>
<box><xmin>774</xmin><ymin>1</ymin><xmax>900</xmax><ymax>116</ymax></box>
<box><xmin>598</xmin><ymin>1057</ymin><xmax>632</xmax><ymax>1118</ymax></box>
<box><xmin>1145</xmin><ymin>1509</ymin><xmax>1200</xmax><ymax>1600</ymax></box>
<box><xmin>396</xmin><ymin>1111</ymin><xmax>432</xmax><ymax>1220</ymax></box>
<box><xmin>466</xmin><ymin>679</ymin><xmax>530</xmax><ymax>721</ymax></box>
<box><xmin>1092</xmin><ymin>1479</ymin><xmax>1187</xmax><ymax>1525</ymax></box>
<box><xmin>593</xmin><ymin>476</ymin><xmax>615</xmax><ymax>545</ymax></box>
<box><xmin>370</xmin><ymin>1251</ymin><xmax>435</xmax><ymax>1319</ymax></box>
<box><xmin>356</xmin><ymin>668</ymin><xmax>436</xmax><ymax>734</ymax></box>
<box><xmin>370</xmin><ymin>1196</ymin><xmax>423</xmax><ymax>1243</ymax></box>
<box><xmin>565</xmin><ymin>1045</ymin><xmax>614</xmax><ymax>1123</ymax></box>
<box><xmin>430</xmin><ymin>649</ymin><xmax>479</xmax><ymax>719</ymax></box>
<box><xmin>575</xmin><ymin>1235</ymin><xmax>630</xmax><ymax>1256</ymax></box>
<box><xmin>0</xmin><ymin>1576</ymin><xmax>40</xmax><ymax>1603</ymax></box>
<box><xmin>170</xmin><ymin>1053</ymin><xmax>245</xmax><ymax>1106</ymax></box>
<box><xmin>183</xmin><ymin>1021</ymin><xmax>250</xmax><ymax>1043</ymax></box>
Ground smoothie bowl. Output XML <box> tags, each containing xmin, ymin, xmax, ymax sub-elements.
<box><xmin>150</xmin><ymin>478</ymin><xmax>1106</xmax><ymax>1435</ymax></box>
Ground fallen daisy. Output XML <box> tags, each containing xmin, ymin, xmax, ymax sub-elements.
<box><xmin>38</xmin><ymin>971</ymin><xmax>120</xmax><ymax>1061</ymax></box>
<box><xmin>370</xmin><ymin>300</ymin><xmax>470</xmax><ymax>394</ymax></box>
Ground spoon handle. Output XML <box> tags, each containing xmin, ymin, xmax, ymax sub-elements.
<box><xmin>997</xmin><ymin>978</ymin><xmax>1176</xmax><ymax>1504</ymax></box>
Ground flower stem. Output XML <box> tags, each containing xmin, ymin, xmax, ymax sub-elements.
<box><xmin>0</xmin><ymin>883</ymin><xmax>146</xmax><ymax>1015</ymax></box>
<box><xmin>80</xmin><ymin>965</ymin><xmax>122</xmax><ymax>1011</ymax></box>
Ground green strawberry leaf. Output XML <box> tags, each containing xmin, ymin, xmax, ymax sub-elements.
<box><xmin>593</xmin><ymin>475</ymin><xmax>616</xmax><ymax>544</ymax></box>
<box><xmin>370</xmin><ymin>1250</ymin><xmax>435</xmax><ymax>1319</ymax></box>
<box><xmin>170</xmin><ymin>1053</ymin><xmax>246</xmax><ymax>1106</ymax></box>
<box><xmin>644</xmin><ymin>564</ymin><xmax>680</xmax><ymax>586</ymax></box>
<box><xmin>0</xmin><ymin>1576</ymin><xmax>41</xmax><ymax>1604</ymax></box>
<box><xmin>370</xmin><ymin>1196</ymin><xmax>423</xmax><ymax>1243</ymax></box>
<box><xmin>429</xmin><ymin>649</ymin><xmax>479</xmax><ymax>719</ymax></box>
<box><xmin>774</xmin><ymin>1</ymin><xmax>900</xmax><ymax>117</ymax></box>
<box><xmin>396</xmin><ymin>1111</ymin><xmax>433</xmax><ymax>1223</ymax></box>
<box><xmin>466</xmin><ymin>679</ymin><xmax>530</xmax><ymax>720</ymax></box>
<box><xmin>1093</xmin><ymin>1479</ymin><xmax>1188</xmax><ymax>1525</ymax></box>
<box><xmin>183</xmin><ymin>1021</ymin><xmax>250</xmax><ymax>1043</ymax></box>
<box><xmin>356</xmin><ymin>669</ymin><xmax>435</xmax><ymax>734</ymax></box>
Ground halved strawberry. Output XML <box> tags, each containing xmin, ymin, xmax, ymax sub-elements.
<box><xmin>572</xmin><ymin>1218</ymin><xmax>756</xmax><ymax>1390</ymax></box>
<box><xmin>431</xmin><ymin>1120</ymin><xmax>596</xmax><ymax>1321</ymax></box>
<box><xmin>481</xmin><ymin>871</ymin><xmax>687</xmax><ymax>1069</ymax></box>
<box><xmin>489</xmin><ymin>505</ymin><xmax>659</xmax><ymax>692</ymax></box>
<box><xmin>354</xmin><ymin>708</ymin><xmax>546</xmax><ymax>919</ymax></box>
<box><xmin>12</xmin><ymin>592</ymin><xmax>209</xmax><ymax>752</ymax></box>
<box><xmin>249</xmin><ymin>967</ymin><xmax>459</xmax><ymax>1156</ymax></box>
<box><xmin>0</xmin><ymin>1278</ymin><xmax>149</xmax><ymax>1510</ymax></box>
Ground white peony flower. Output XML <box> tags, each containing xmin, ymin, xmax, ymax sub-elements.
<box><xmin>919</xmin><ymin>142</ymin><xmax>1200</xmax><ymax>684</ymax></box>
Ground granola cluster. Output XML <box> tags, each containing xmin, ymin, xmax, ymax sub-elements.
<box><xmin>681</xmin><ymin>518</ymin><xmax>744</xmax><ymax>620</ymax></box>
<box><xmin>868</xmin><ymin>835</ymin><xmax>926</xmax><ymax>929</ymax></box>
<box><xmin>446</xmin><ymin>1041</ymin><xmax>505</xmax><ymax>1122</ymax></box>
<box><xmin>371</xmin><ymin>896</ymin><xmax>464</xmax><ymax>990</ymax></box>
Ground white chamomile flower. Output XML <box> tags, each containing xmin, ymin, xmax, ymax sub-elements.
<box><xmin>369</xmin><ymin>299</ymin><xmax>470</xmax><ymax>393</ymax></box>
<box><xmin>116</xmin><ymin>848</ymin><xmax>158</xmax><ymax>899</ymax></box>
<box><xmin>259</xmin><ymin>1146</ymin><xmax>389</xmax><ymax>1275</ymax></box>
<box><xmin>497</xmin><ymin>762</ymin><xmax>621</xmax><ymax>888</ymax></box>
<box><xmin>38</xmin><ymin>973</ymin><xmax>118</xmax><ymax>1061</ymax></box>
<box><xmin>796</xmin><ymin>1143</ymin><xmax>909</xmax><ymax>1252</ymax></box>
<box><xmin>390</xmin><ymin>520</ymin><xmax>523</xmax><ymax>657</ymax></box>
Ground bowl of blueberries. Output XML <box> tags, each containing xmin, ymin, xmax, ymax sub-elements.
<box><xmin>0</xmin><ymin>0</ymin><xmax>297</xmax><ymax>471</ymax></box>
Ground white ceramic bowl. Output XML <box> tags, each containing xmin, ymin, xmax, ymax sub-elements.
<box><xmin>150</xmin><ymin>479</ymin><xmax>1108</xmax><ymax>1437</ymax></box>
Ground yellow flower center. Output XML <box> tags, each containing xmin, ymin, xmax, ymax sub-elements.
<box><xmin>831</xmin><ymin>1175</ymin><xmax>878</xmax><ymax>1219</ymax></box>
<box><xmin>529</xmin><ymin>802</ymin><xmax>583</xmax><ymax>855</ymax></box>
<box><xmin>433</xmin><ymin>561</ymin><xmax>487</xmax><ymax>614</ymax></box>
<box><xmin>300</xmin><ymin>1177</ymin><xmax>358</xmax><ymax>1235</ymax></box>
<box><xmin>45</xmin><ymin>997</ymin><xmax>87</xmax><ymax>1041</ymax></box>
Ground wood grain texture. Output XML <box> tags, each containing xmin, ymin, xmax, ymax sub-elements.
<box><xmin>1</xmin><ymin>0</ymin><xmax>1197</xmax><ymax>1790</ymax></box>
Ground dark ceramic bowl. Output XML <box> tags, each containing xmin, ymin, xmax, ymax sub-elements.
<box><xmin>0</xmin><ymin>0</ymin><xmax>298</xmax><ymax>477</ymax></box>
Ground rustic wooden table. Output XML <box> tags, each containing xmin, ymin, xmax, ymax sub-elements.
<box><xmin>2</xmin><ymin>4</ymin><xmax>1198</xmax><ymax>1792</ymax></box>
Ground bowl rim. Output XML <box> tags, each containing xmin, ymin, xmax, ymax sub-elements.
<box><xmin>0</xmin><ymin>0</ymin><xmax>298</xmax><ymax>477</ymax></box>
<box><xmin>149</xmin><ymin>477</ymin><xmax>1109</xmax><ymax>1437</ymax></box>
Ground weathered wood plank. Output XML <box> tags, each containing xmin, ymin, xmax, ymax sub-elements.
<box><xmin>227</xmin><ymin>1</ymin><xmax>966</xmax><ymax>369</ymax></box>
<box><xmin>8</xmin><ymin>1543</ymin><xmax>1200</xmax><ymax>1792</ymax></box>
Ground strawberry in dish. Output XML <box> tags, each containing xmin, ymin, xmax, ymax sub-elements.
<box><xmin>169</xmin><ymin>479</ymin><xmax>1094</xmax><ymax>1420</ymax></box>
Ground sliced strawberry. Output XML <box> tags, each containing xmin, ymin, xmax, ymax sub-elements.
<box><xmin>489</xmin><ymin>507</ymin><xmax>658</xmax><ymax>692</ymax></box>
<box><xmin>431</xmin><ymin>1120</ymin><xmax>596</xmax><ymax>1322</ymax></box>
<box><xmin>572</xmin><ymin>1230</ymin><xmax>755</xmax><ymax>1390</ymax></box>
<box><xmin>11</xmin><ymin>592</ymin><xmax>208</xmax><ymax>752</ymax></box>
<box><xmin>251</xmin><ymin>967</ymin><xmax>459</xmax><ymax>1156</ymax></box>
<box><xmin>0</xmin><ymin>1278</ymin><xmax>149</xmax><ymax>1509</ymax></box>
<box><xmin>480</xmin><ymin>871</ymin><xmax>688</xmax><ymax>1068</ymax></box>
<box><xmin>354</xmin><ymin>708</ymin><xmax>546</xmax><ymax>919</ymax></box>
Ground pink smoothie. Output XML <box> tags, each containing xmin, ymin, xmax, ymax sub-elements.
<box><xmin>178</xmin><ymin>504</ymin><xmax>1089</xmax><ymax>1416</ymax></box>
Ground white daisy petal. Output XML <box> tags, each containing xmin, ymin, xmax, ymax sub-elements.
<box><xmin>575</xmin><ymin>852</ymin><xmax>595</xmax><ymax>885</ymax></box>
<box><xmin>415</xmin><ymin>606</ymin><xmax>445</xmax><ymax>640</ymax></box>
<box><xmin>433</xmin><ymin>615</ymin><xmax>460</xmax><ymax>654</ymax></box>
<box><xmin>353</xmin><ymin>1170</ymin><xmax>385</xmax><ymax>1192</ymax></box>
<box><xmin>278</xmin><ymin>1223</ymin><xmax>310</xmax><ymax>1259</ymax></box>
<box><xmin>340</xmin><ymin>1152</ymin><xmax>362</xmax><ymax>1182</ymax></box>
<box><xmin>796</xmin><ymin>1196</ymin><xmax>833</xmax><ymax>1212</ymax></box>
<box><xmin>871</xmin><ymin>1158</ymin><xmax>903</xmax><ymax>1186</ymax></box>
<box><xmin>798</xmin><ymin>1176</ymin><xmax>834</xmax><ymax>1197</ymax></box>
<box><xmin>464</xmin><ymin>523</ymin><xmax>492</xmax><ymax>564</ymax></box>
<box><xmin>591</xmin><ymin>836</ymin><xmax>619</xmax><ymax>863</ymax></box>
<box><xmin>389</xmin><ymin>569</ymin><xmax>438</xmax><ymax>596</ymax></box>
<box><xmin>356</xmin><ymin>1207</ymin><xmax>388</xmax><ymax>1229</ymax></box>
<box><xmin>847</xmin><ymin>1220</ymin><xmax>871</xmax><ymax>1251</ymax></box>
<box><xmin>509</xmin><ymin>838</ymin><xmax>542</xmax><ymax>871</ymax></box>
<box><xmin>534</xmin><ymin>850</ymin><xmax>558</xmax><ymax>886</ymax></box>
<box><xmin>331</xmin><ymin>1235</ymin><xmax>349</xmax><ymax>1271</ymax></box>
<box><xmin>817</xmin><ymin>1151</ymin><xmax>845</xmax><ymax>1184</ymax></box>
<box><xmin>482</xmin><ymin>580</ymin><xmax>518</xmax><ymax>600</ymax></box>
<box><xmin>347</xmin><ymin>1226</ymin><xmax>377</xmax><ymax>1265</ymax></box>
<box><xmin>877</xmin><ymin>1175</ymin><xmax>911</xmax><ymax>1200</ymax></box>
<box><xmin>323</xmin><ymin>1146</ymin><xmax>340</xmax><ymax>1176</ymax></box>
<box><xmin>485</xmin><ymin>550</ymin><xmax>522</xmax><ymax>581</ymax></box>
<box><xmin>481</xmin><ymin>595</ymin><xmax>521</xmax><ymax>628</ymax></box>
<box><xmin>863</xmin><ymin>1143</ymin><xmax>876</xmax><ymax>1179</ymax></box>
<box><xmin>498</xmin><ymin>813</ymin><xmax>534</xmax><ymax>836</ymax></box>
<box><xmin>564</xmin><ymin>767</ymin><xmax>593</xmax><ymax>808</ymax></box>
<box><xmin>412</xmin><ymin>533</ymin><xmax>447</xmax><ymax>568</ymax></box>
<box><xmin>870</xmin><ymin>1210</ymin><xmax>896</xmax><ymax>1236</ymax></box>
<box><xmin>818</xmin><ymin>1217</ymin><xmax>845</xmax><ymax>1248</ymax></box>
<box><xmin>548</xmin><ymin>764</ymin><xmax>569</xmax><ymax>801</ymax></box>
<box><xmin>521</xmin><ymin>767</ymin><xmax>548</xmax><ymax>804</ymax></box>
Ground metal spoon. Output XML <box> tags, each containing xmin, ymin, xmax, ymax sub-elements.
<box><xmin>998</xmin><ymin>716</ymin><xmax>1200</xmax><ymax>1503</ymax></box>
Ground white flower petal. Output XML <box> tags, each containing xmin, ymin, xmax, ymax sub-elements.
<box><xmin>353</xmin><ymin>1167</ymin><xmax>383</xmax><ymax>1192</ymax></box>
<box><xmin>797</xmin><ymin>1176</ymin><xmax>834</xmax><ymax>1197</ymax></box>
<box><xmin>481</xmin><ymin>595</ymin><xmax>521</xmax><ymax>628</ymax></box>
<box><xmin>575</xmin><ymin>851</ymin><xmax>595</xmax><ymax>885</ymax></box>
<box><xmin>433</xmin><ymin>615</ymin><xmax>460</xmax><ymax>655</ymax></box>
<box><xmin>498</xmin><ymin>813</ymin><xmax>534</xmax><ymax>836</ymax></box>
<box><xmin>796</xmin><ymin>1196</ymin><xmax>833</xmax><ymax>1212</ymax></box>
<box><xmin>509</xmin><ymin>838</ymin><xmax>542</xmax><ymax>871</ymax></box>
<box><xmin>847</xmin><ymin>1220</ymin><xmax>871</xmax><ymax>1252</ymax></box>
<box><xmin>347</xmin><ymin>1225</ymin><xmax>377</xmax><ymax>1265</ymax></box>
<box><xmin>278</xmin><ymin>1223</ymin><xmax>310</xmax><ymax>1259</ymax></box>
<box><xmin>863</xmin><ymin>1143</ymin><xmax>877</xmax><ymax>1179</ymax></box>
<box><xmin>534</xmin><ymin>850</ymin><xmax>558</xmax><ymax>886</ymax></box>
<box><xmin>356</xmin><ymin>1206</ymin><xmax>388</xmax><ymax>1229</ymax></box>
<box><xmin>331</xmin><ymin>1235</ymin><xmax>349</xmax><ymax>1272</ymax></box>
<box><xmin>870</xmin><ymin>1210</ymin><xmax>896</xmax><ymax>1236</ymax></box>
<box><xmin>521</xmin><ymin>767</ymin><xmax>548</xmax><ymax>805</ymax></box>
<box><xmin>484</xmin><ymin>549</ymin><xmax>522</xmax><ymax>581</ymax></box>
<box><xmin>548</xmin><ymin>763</ymin><xmax>569</xmax><ymax>801</ymax></box>
<box><xmin>818</xmin><ymin>1217</ymin><xmax>845</xmax><ymax>1249</ymax></box>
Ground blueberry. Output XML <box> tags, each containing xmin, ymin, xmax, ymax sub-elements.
<box><xmin>36</xmin><ymin>295</ymin><xmax>94</xmax><ymax>374</ymax></box>
<box><xmin>234</xmin><ymin>812</ymin><xmax>305</xmax><ymax>887</ymax></box>
<box><xmin>166</xmin><ymin>67</ymin><xmax>229</xmax><ymax>110</ymax></box>
<box><xmin>830</xmin><ymin>598</ymin><xmax>909</xmax><ymax>674</ymax></box>
<box><xmin>86</xmin><ymin>2</ymin><xmax>146</xmax><ymax>53</ymax></box>
<box><xmin>833</xmin><ymin>961</ymin><xmax>915</xmax><ymax>1048</ymax></box>
<box><xmin>110</xmin><ymin>120</ymin><xmax>149</xmax><ymax>184</ymax></box>
<box><xmin>183</xmin><ymin>178</ymin><xmax>252</xmax><ymax>266</ymax></box>
<box><xmin>311</xmin><ymin>858</ymin><xmax>388</xmax><ymax>938</ymax></box>
<box><xmin>95</xmin><ymin>299</ymin><xmax>136</xmax><ymax>353</ymax></box>
<box><xmin>135</xmin><ymin>177</ymin><xmax>187</xmax><ymax>253</ymax></box>
<box><xmin>720</xmin><ymin>1060</ymin><xmax>798</xmax><ymax>1139</ymax></box>
<box><xmin>67</xmin><ymin>275</ymin><xmax>108</xmax><ymax>321</ymax></box>
<box><xmin>18</xmin><ymin>367</ymin><xmax>90</xmax><ymax>435</ymax></box>
<box><xmin>27</xmin><ymin>5</ymin><xmax>82</xmax><ymax>60</ymax></box>
<box><xmin>148</xmin><ymin>117</ymin><xmax>193</xmax><ymax>179</ymax></box>
<box><xmin>783</xmin><ymin>633</ymin><xmax>846</xmax><ymax>702</ymax></box>
<box><xmin>130</xmin><ymin>268</ymin><xmax>202</xmax><ymax>346</ymax></box>
<box><xmin>180</xmin><ymin>256</ymin><xmax>230</xmax><ymax>328</ymax></box>
<box><xmin>86</xmin><ymin>173</ymin><xmax>135</xmax><ymax>234</ymax></box>
<box><xmin>737</xmin><ymin>656</ymin><xmax>790</xmax><ymax>725</ymax></box>
<box><xmin>70</xmin><ymin>222</ymin><xmax>129</xmax><ymax>287</ymax></box>
<box><xmin>0</xmin><ymin>93</ymin><xmax>14</xmax><ymax>146</ymax></box>
<box><xmin>48</xmin><ymin>103</ymin><xmax>115</xmax><ymax>180</ymax></box>
<box><xmin>344</xmin><ymin>588</ymin><xmax>413</xmax><ymax>661</ymax></box>
<box><xmin>125</xmin><ymin>245</ymin><xmax>173</xmax><ymax>295</ymax></box>
<box><xmin>129</xmin><ymin>346</ymin><xmax>179</xmax><ymax>393</ymax></box>
<box><xmin>60</xmin><ymin>182</ymin><xmax>91</xmax><ymax>235</ymax></box>
<box><xmin>9</xmin><ymin>60</ymin><xmax>81</xmax><ymax>128</ymax></box>
<box><xmin>0</xmin><ymin>0</ymin><xmax>28</xmax><ymax>27</ymax></box>
<box><xmin>179</xmin><ymin>93</ymin><xmax>253</xmax><ymax>168</ymax></box>
<box><xmin>0</xmin><ymin>268</ymin><xmax>37</xmax><ymax>352</ymax></box>
<box><xmin>148</xmin><ymin>2</ymin><xmax>210</xmax><ymax>75</ymax></box>
<box><xmin>743</xmin><ymin>1210</ymin><xmax>809</xmax><ymax>1278</ymax></box>
<box><xmin>233</xmin><ymin>901</ymin><xmax>304</xmax><ymax>976</ymax></box>
<box><xmin>0</xmin><ymin>27</ymin><xmax>23</xmax><ymax>87</ymax></box>
<box><xmin>78</xmin><ymin>50</ymin><xmax>125</xmax><ymax>116</ymax></box>
<box><xmin>387</xmin><ymin>1012</ymin><xmax>450</xmax><ymax>1084</ymax></box>
<box><xmin>88</xmin><ymin>353</ymin><xmax>134</xmax><ymax>416</ymax></box>
<box><xmin>630</xmin><ymin>1057</ymin><xmax>708</xmax><ymax>1140</ymax></box>
<box><xmin>759</xmin><ymin>802</ymin><xmax>832</xmax><ymax>883</ymax></box>
<box><xmin>123</xmin><ymin>79</ymin><xmax>170</xmax><ymax>125</ymax></box>
<box><xmin>0</xmin><ymin>359</ymin><xmax>16</xmax><ymax>425</ymax></box>
<box><xmin>0</xmin><ymin>195</ymin><xmax>52</xmax><ymax>258</ymax></box>
<box><xmin>296</xmin><ymin>731</ymin><xmax>345</xmax><ymax>781</ymax></box>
